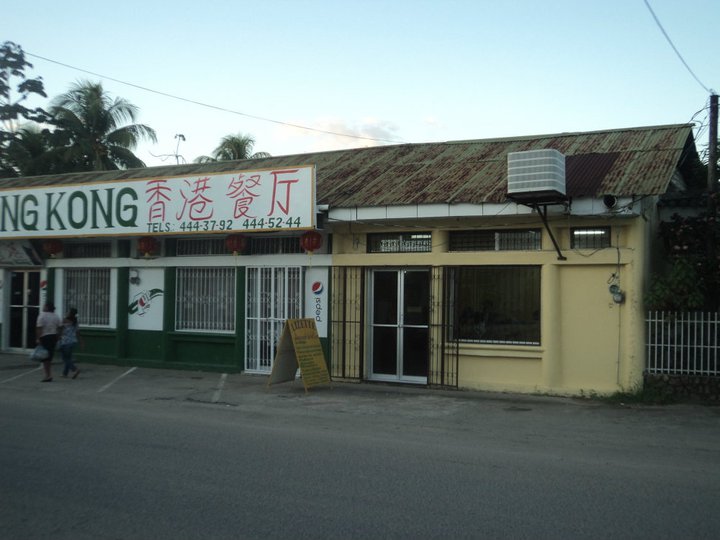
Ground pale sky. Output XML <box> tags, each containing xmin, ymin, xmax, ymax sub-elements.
<box><xmin>5</xmin><ymin>0</ymin><xmax>719</xmax><ymax>168</ymax></box>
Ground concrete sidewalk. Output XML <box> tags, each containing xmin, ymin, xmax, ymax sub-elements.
<box><xmin>0</xmin><ymin>351</ymin><xmax>570</xmax><ymax>404</ymax></box>
<box><xmin>3</xmin><ymin>352</ymin><xmax>716</xmax><ymax>423</ymax></box>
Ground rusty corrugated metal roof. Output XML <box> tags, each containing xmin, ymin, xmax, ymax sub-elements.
<box><xmin>0</xmin><ymin>124</ymin><xmax>698</xmax><ymax>207</ymax></box>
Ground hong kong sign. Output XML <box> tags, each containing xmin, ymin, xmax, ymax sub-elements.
<box><xmin>0</xmin><ymin>165</ymin><xmax>315</xmax><ymax>239</ymax></box>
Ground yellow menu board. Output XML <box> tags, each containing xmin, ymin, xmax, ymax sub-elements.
<box><xmin>267</xmin><ymin>318</ymin><xmax>331</xmax><ymax>390</ymax></box>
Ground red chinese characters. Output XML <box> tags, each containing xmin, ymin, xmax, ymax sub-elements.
<box><xmin>226</xmin><ymin>174</ymin><xmax>261</xmax><ymax>219</ymax></box>
<box><xmin>177</xmin><ymin>177</ymin><xmax>214</xmax><ymax>221</ymax></box>
<box><xmin>146</xmin><ymin>179</ymin><xmax>172</xmax><ymax>222</ymax></box>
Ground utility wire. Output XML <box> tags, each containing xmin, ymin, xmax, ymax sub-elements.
<box><xmin>26</xmin><ymin>51</ymin><xmax>406</xmax><ymax>145</ymax></box>
<box><xmin>643</xmin><ymin>0</ymin><xmax>713</xmax><ymax>94</ymax></box>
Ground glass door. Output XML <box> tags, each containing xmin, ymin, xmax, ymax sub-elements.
<box><xmin>9</xmin><ymin>270</ymin><xmax>41</xmax><ymax>350</ymax></box>
<box><xmin>370</xmin><ymin>269</ymin><xmax>429</xmax><ymax>383</ymax></box>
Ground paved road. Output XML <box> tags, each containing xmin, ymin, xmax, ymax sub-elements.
<box><xmin>2</xmin><ymin>355</ymin><xmax>720</xmax><ymax>539</ymax></box>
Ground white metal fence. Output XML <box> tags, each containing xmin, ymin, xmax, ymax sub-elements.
<box><xmin>646</xmin><ymin>311</ymin><xmax>720</xmax><ymax>376</ymax></box>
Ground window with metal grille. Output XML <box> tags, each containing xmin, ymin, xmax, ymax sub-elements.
<box><xmin>449</xmin><ymin>266</ymin><xmax>540</xmax><ymax>345</ymax></box>
<box><xmin>175</xmin><ymin>236</ymin><xmax>305</xmax><ymax>256</ymax></box>
<box><xmin>449</xmin><ymin>229</ymin><xmax>542</xmax><ymax>251</ymax></box>
<box><xmin>248</xmin><ymin>236</ymin><xmax>305</xmax><ymax>255</ymax></box>
<box><xmin>175</xmin><ymin>267</ymin><xmax>235</xmax><ymax>332</ymax></box>
<box><xmin>63</xmin><ymin>241</ymin><xmax>112</xmax><ymax>258</ymax></box>
<box><xmin>367</xmin><ymin>232</ymin><xmax>432</xmax><ymax>253</ymax></box>
<box><xmin>571</xmin><ymin>227</ymin><xmax>611</xmax><ymax>249</ymax></box>
<box><xmin>176</xmin><ymin>238</ymin><xmax>226</xmax><ymax>256</ymax></box>
<box><xmin>63</xmin><ymin>268</ymin><xmax>111</xmax><ymax>326</ymax></box>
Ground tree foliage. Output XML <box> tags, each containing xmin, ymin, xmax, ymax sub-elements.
<box><xmin>0</xmin><ymin>41</ymin><xmax>52</xmax><ymax>137</ymax></box>
<box><xmin>1</xmin><ymin>43</ymin><xmax>158</xmax><ymax>176</ymax></box>
<box><xmin>646</xmin><ymin>200</ymin><xmax>720</xmax><ymax>311</ymax></box>
<box><xmin>195</xmin><ymin>133</ymin><xmax>270</xmax><ymax>163</ymax></box>
<box><xmin>0</xmin><ymin>41</ymin><xmax>54</xmax><ymax>177</ymax></box>
<box><xmin>50</xmin><ymin>81</ymin><xmax>157</xmax><ymax>171</ymax></box>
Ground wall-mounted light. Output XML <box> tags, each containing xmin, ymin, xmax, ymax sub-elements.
<box><xmin>129</xmin><ymin>269</ymin><xmax>141</xmax><ymax>285</ymax></box>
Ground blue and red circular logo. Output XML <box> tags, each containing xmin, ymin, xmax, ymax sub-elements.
<box><xmin>311</xmin><ymin>281</ymin><xmax>324</xmax><ymax>294</ymax></box>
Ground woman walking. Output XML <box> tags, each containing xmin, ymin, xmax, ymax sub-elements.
<box><xmin>36</xmin><ymin>302</ymin><xmax>61</xmax><ymax>382</ymax></box>
<box><xmin>60</xmin><ymin>308</ymin><xmax>81</xmax><ymax>379</ymax></box>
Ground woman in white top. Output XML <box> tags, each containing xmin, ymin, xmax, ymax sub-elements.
<box><xmin>36</xmin><ymin>301</ymin><xmax>61</xmax><ymax>382</ymax></box>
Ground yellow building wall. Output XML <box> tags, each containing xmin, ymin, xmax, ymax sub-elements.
<box><xmin>329</xmin><ymin>215</ymin><xmax>649</xmax><ymax>396</ymax></box>
<box><xmin>557</xmin><ymin>265</ymin><xmax>623</xmax><ymax>393</ymax></box>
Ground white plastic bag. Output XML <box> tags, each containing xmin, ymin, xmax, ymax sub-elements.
<box><xmin>30</xmin><ymin>345</ymin><xmax>49</xmax><ymax>361</ymax></box>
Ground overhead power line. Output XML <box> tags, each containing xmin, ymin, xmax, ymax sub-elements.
<box><xmin>26</xmin><ymin>51</ymin><xmax>406</xmax><ymax>145</ymax></box>
<box><xmin>643</xmin><ymin>0</ymin><xmax>713</xmax><ymax>94</ymax></box>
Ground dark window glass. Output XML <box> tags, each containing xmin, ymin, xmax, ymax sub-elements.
<box><xmin>64</xmin><ymin>242</ymin><xmax>112</xmax><ymax>258</ymax></box>
<box><xmin>449</xmin><ymin>229</ymin><xmax>541</xmax><ymax>251</ymax></box>
<box><xmin>451</xmin><ymin>266</ymin><xmax>541</xmax><ymax>345</ymax></box>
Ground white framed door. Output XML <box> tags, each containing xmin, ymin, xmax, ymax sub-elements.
<box><xmin>369</xmin><ymin>269</ymin><xmax>430</xmax><ymax>383</ymax></box>
<box><xmin>8</xmin><ymin>270</ymin><xmax>41</xmax><ymax>351</ymax></box>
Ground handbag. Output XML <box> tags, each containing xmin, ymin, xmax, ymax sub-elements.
<box><xmin>31</xmin><ymin>345</ymin><xmax>49</xmax><ymax>361</ymax></box>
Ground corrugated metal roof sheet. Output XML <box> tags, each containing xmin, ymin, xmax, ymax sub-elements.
<box><xmin>0</xmin><ymin>124</ymin><xmax>697</xmax><ymax>207</ymax></box>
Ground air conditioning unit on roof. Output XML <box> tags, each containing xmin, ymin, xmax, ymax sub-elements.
<box><xmin>507</xmin><ymin>149</ymin><xmax>566</xmax><ymax>202</ymax></box>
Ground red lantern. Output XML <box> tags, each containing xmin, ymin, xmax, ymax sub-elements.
<box><xmin>225</xmin><ymin>234</ymin><xmax>247</xmax><ymax>255</ymax></box>
<box><xmin>300</xmin><ymin>231</ymin><xmax>323</xmax><ymax>253</ymax></box>
<box><xmin>137</xmin><ymin>236</ymin><xmax>159</xmax><ymax>257</ymax></box>
<box><xmin>42</xmin><ymin>239</ymin><xmax>63</xmax><ymax>257</ymax></box>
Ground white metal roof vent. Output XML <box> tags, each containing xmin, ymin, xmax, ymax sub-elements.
<box><xmin>507</xmin><ymin>149</ymin><xmax>566</xmax><ymax>202</ymax></box>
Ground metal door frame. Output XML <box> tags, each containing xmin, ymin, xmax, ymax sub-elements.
<box><xmin>7</xmin><ymin>269</ymin><xmax>42</xmax><ymax>351</ymax></box>
<box><xmin>368</xmin><ymin>268</ymin><xmax>429</xmax><ymax>384</ymax></box>
<box><xmin>244</xmin><ymin>266</ymin><xmax>303</xmax><ymax>373</ymax></box>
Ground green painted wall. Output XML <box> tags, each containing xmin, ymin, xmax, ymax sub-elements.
<box><xmin>126</xmin><ymin>330</ymin><xmax>164</xmax><ymax>361</ymax></box>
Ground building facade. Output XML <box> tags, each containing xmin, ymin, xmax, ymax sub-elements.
<box><xmin>0</xmin><ymin>124</ymin><xmax>702</xmax><ymax>395</ymax></box>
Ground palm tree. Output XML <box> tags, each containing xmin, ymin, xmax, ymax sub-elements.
<box><xmin>195</xmin><ymin>133</ymin><xmax>270</xmax><ymax>163</ymax></box>
<box><xmin>0</xmin><ymin>125</ymin><xmax>63</xmax><ymax>178</ymax></box>
<box><xmin>50</xmin><ymin>81</ymin><xmax>157</xmax><ymax>171</ymax></box>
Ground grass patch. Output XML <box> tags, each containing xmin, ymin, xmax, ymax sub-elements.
<box><xmin>600</xmin><ymin>386</ymin><xmax>677</xmax><ymax>405</ymax></box>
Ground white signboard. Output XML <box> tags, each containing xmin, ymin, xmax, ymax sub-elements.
<box><xmin>0</xmin><ymin>165</ymin><xmax>315</xmax><ymax>239</ymax></box>
<box><xmin>304</xmin><ymin>266</ymin><xmax>328</xmax><ymax>338</ymax></box>
<box><xmin>128</xmin><ymin>268</ymin><xmax>164</xmax><ymax>331</ymax></box>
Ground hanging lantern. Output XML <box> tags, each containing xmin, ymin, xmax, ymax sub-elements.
<box><xmin>137</xmin><ymin>236</ymin><xmax>159</xmax><ymax>258</ymax></box>
<box><xmin>42</xmin><ymin>239</ymin><xmax>64</xmax><ymax>258</ymax></box>
<box><xmin>300</xmin><ymin>230</ymin><xmax>323</xmax><ymax>253</ymax></box>
<box><xmin>225</xmin><ymin>234</ymin><xmax>247</xmax><ymax>255</ymax></box>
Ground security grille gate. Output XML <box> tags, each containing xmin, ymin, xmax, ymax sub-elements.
<box><xmin>330</xmin><ymin>266</ymin><xmax>458</xmax><ymax>388</ymax></box>
<box><xmin>245</xmin><ymin>267</ymin><xmax>303</xmax><ymax>372</ymax></box>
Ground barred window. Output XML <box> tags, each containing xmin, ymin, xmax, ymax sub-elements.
<box><xmin>176</xmin><ymin>267</ymin><xmax>235</xmax><ymax>332</ymax></box>
<box><xmin>176</xmin><ymin>238</ymin><xmax>226</xmax><ymax>256</ymax></box>
<box><xmin>449</xmin><ymin>229</ymin><xmax>541</xmax><ymax>251</ymax></box>
<box><xmin>63</xmin><ymin>241</ymin><xmax>112</xmax><ymax>258</ymax></box>
<box><xmin>249</xmin><ymin>236</ymin><xmax>305</xmax><ymax>255</ymax></box>
<box><xmin>571</xmin><ymin>227</ymin><xmax>611</xmax><ymax>249</ymax></box>
<box><xmin>63</xmin><ymin>268</ymin><xmax>111</xmax><ymax>326</ymax></box>
<box><xmin>367</xmin><ymin>232</ymin><xmax>432</xmax><ymax>253</ymax></box>
<box><xmin>175</xmin><ymin>236</ymin><xmax>305</xmax><ymax>256</ymax></box>
<box><xmin>450</xmin><ymin>266</ymin><xmax>540</xmax><ymax>345</ymax></box>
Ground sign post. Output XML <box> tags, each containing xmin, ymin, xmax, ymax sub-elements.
<box><xmin>268</xmin><ymin>318</ymin><xmax>331</xmax><ymax>391</ymax></box>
